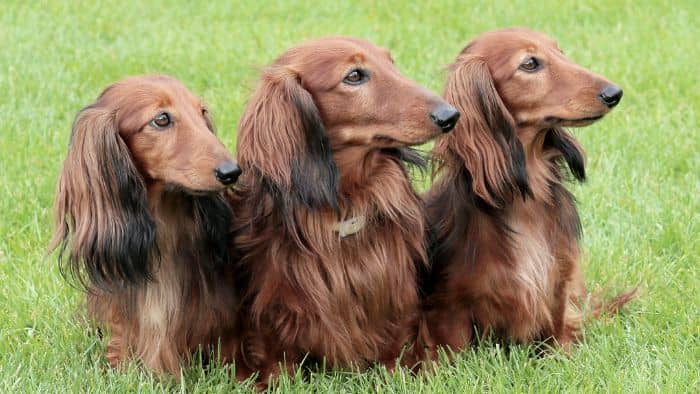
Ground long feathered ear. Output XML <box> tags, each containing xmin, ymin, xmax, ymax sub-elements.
<box><xmin>544</xmin><ymin>127</ymin><xmax>586</xmax><ymax>182</ymax></box>
<box><xmin>49</xmin><ymin>105</ymin><xmax>156</xmax><ymax>290</ymax></box>
<box><xmin>438</xmin><ymin>54</ymin><xmax>531</xmax><ymax>208</ymax></box>
<box><xmin>237</xmin><ymin>67</ymin><xmax>338</xmax><ymax>210</ymax></box>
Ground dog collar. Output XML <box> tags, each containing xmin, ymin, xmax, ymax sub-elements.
<box><xmin>334</xmin><ymin>215</ymin><xmax>366</xmax><ymax>238</ymax></box>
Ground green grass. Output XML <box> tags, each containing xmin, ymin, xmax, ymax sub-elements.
<box><xmin>1</xmin><ymin>0</ymin><xmax>698</xmax><ymax>392</ymax></box>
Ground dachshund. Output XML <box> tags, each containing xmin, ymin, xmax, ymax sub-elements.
<box><xmin>50</xmin><ymin>75</ymin><xmax>242</xmax><ymax>375</ymax></box>
<box><xmin>420</xmin><ymin>28</ymin><xmax>636</xmax><ymax>356</ymax></box>
<box><xmin>229</xmin><ymin>36</ymin><xmax>460</xmax><ymax>382</ymax></box>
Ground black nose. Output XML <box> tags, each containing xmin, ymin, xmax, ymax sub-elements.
<box><xmin>598</xmin><ymin>84</ymin><xmax>623</xmax><ymax>108</ymax></box>
<box><xmin>214</xmin><ymin>161</ymin><xmax>242</xmax><ymax>185</ymax></box>
<box><xmin>430</xmin><ymin>104</ymin><xmax>460</xmax><ymax>133</ymax></box>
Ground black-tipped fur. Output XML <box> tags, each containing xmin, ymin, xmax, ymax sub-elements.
<box><xmin>55</xmin><ymin>108</ymin><xmax>156</xmax><ymax>291</ymax></box>
<box><xmin>443</xmin><ymin>56</ymin><xmax>531</xmax><ymax>210</ymax></box>
<box><xmin>472</xmin><ymin>64</ymin><xmax>531</xmax><ymax>202</ymax></box>
<box><xmin>290</xmin><ymin>89</ymin><xmax>339</xmax><ymax>211</ymax></box>
<box><xmin>545</xmin><ymin>127</ymin><xmax>586</xmax><ymax>182</ymax></box>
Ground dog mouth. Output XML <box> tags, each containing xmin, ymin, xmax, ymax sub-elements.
<box><xmin>373</xmin><ymin>132</ymin><xmax>437</xmax><ymax>147</ymax></box>
<box><xmin>546</xmin><ymin>114</ymin><xmax>605</xmax><ymax>127</ymax></box>
<box><xmin>165</xmin><ymin>183</ymin><xmax>226</xmax><ymax>196</ymax></box>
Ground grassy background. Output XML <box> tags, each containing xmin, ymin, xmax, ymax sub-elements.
<box><xmin>1</xmin><ymin>0</ymin><xmax>698</xmax><ymax>392</ymax></box>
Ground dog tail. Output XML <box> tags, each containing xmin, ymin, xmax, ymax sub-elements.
<box><xmin>588</xmin><ymin>285</ymin><xmax>639</xmax><ymax>319</ymax></box>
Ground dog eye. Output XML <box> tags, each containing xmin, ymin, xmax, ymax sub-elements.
<box><xmin>519</xmin><ymin>57</ymin><xmax>541</xmax><ymax>72</ymax></box>
<box><xmin>343</xmin><ymin>69</ymin><xmax>368</xmax><ymax>85</ymax></box>
<box><xmin>150</xmin><ymin>112</ymin><xmax>172</xmax><ymax>129</ymax></box>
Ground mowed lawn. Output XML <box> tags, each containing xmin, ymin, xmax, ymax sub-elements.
<box><xmin>1</xmin><ymin>1</ymin><xmax>698</xmax><ymax>392</ymax></box>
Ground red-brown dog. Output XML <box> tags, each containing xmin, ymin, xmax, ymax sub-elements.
<box><xmin>421</xmin><ymin>28</ymin><xmax>635</xmax><ymax>355</ymax></box>
<box><xmin>51</xmin><ymin>75</ymin><xmax>241</xmax><ymax>375</ymax></box>
<box><xmin>230</xmin><ymin>36</ymin><xmax>459</xmax><ymax>383</ymax></box>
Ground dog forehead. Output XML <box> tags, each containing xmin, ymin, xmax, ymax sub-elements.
<box><xmin>104</xmin><ymin>77</ymin><xmax>202</xmax><ymax>134</ymax></box>
<box><xmin>471</xmin><ymin>28</ymin><xmax>559</xmax><ymax>56</ymax></box>
<box><xmin>287</xmin><ymin>37</ymin><xmax>391</xmax><ymax>65</ymax></box>
<box><xmin>103</xmin><ymin>76</ymin><xmax>184</xmax><ymax>106</ymax></box>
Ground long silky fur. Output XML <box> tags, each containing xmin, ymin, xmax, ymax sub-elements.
<box><xmin>85</xmin><ymin>191</ymin><xmax>238</xmax><ymax>374</ymax></box>
<box><xmin>237</xmin><ymin>69</ymin><xmax>339</xmax><ymax>216</ymax></box>
<box><xmin>49</xmin><ymin>78</ymin><xmax>240</xmax><ymax>375</ymax></box>
<box><xmin>231</xmin><ymin>56</ymin><xmax>430</xmax><ymax>383</ymax></box>
<box><xmin>420</xmin><ymin>43</ymin><xmax>634</xmax><ymax>357</ymax></box>
<box><xmin>544</xmin><ymin>127</ymin><xmax>587</xmax><ymax>182</ymax></box>
<box><xmin>290</xmin><ymin>91</ymin><xmax>339</xmax><ymax>210</ymax></box>
<box><xmin>52</xmin><ymin>106</ymin><xmax>157</xmax><ymax>290</ymax></box>
<box><xmin>438</xmin><ymin>54</ymin><xmax>531</xmax><ymax>209</ymax></box>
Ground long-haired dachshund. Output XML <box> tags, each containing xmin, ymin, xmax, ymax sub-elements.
<box><xmin>50</xmin><ymin>75</ymin><xmax>242</xmax><ymax>374</ymax></box>
<box><xmin>421</xmin><ymin>28</ymin><xmax>636</xmax><ymax>355</ymax></box>
<box><xmin>229</xmin><ymin>36</ymin><xmax>459</xmax><ymax>381</ymax></box>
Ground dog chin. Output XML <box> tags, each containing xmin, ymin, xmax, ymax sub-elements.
<box><xmin>165</xmin><ymin>182</ymin><xmax>225</xmax><ymax>196</ymax></box>
<box><xmin>372</xmin><ymin>132</ymin><xmax>437</xmax><ymax>147</ymax></box>
<box><xmin>546</xmin><ymin>114</ymin><xmax>605</xmax><ymax>128</ymax></box>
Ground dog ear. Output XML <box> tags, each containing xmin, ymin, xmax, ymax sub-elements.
<box><xmin>237</xmin><ymin>67</ymin><xmax>339</xmax><ymax>210</ymax></box>
<box><xmin>437</xmin><ymin>54</ymin><xmax>531</xmax><ymax>208</ymax></box>
<box><xmin>545</xmin><ymin>127</ymin><xmax>586</xmax><ymax>182</ymax></box>
<box><xmin>202</xmin><ymin>107</ymin><xmax>217</xmax><ymax>134</ymax></box>
<box><xmin>50</xmin><ymin>105</ymin><xmax>156</xmax><ymax>290</ymax></box>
